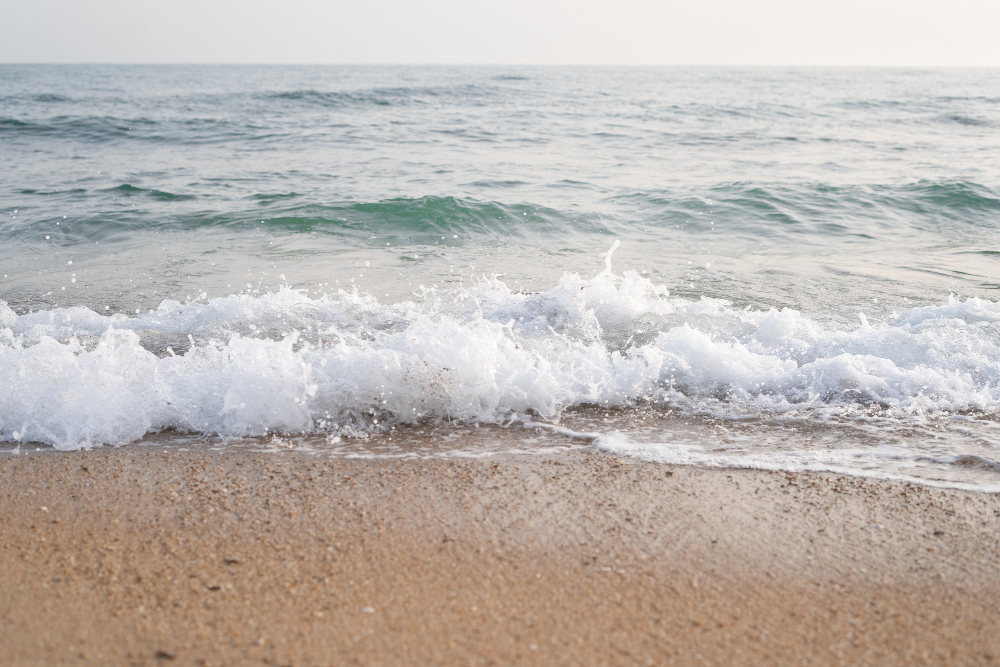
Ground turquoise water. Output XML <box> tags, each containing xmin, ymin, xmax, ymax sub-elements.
<box><xmin>4</xmin><ymin>65</ymin><xmax>1000</xmax><ymax>489</ymax></box>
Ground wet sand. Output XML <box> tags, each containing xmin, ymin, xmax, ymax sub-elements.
<box><xmin>2</xmin><ymin>447</ymin><xmax>1000</xmax><ymax>666</ymax></box>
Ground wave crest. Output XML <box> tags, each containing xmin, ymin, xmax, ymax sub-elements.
<box><xmin>4</xmin><ymin>252</ymin><xmax>1000</xmax><ymax>449</ymax></box>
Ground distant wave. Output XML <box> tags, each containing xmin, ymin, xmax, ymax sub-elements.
<box><xmin>610</xmin><ymin>180</ymin><xmax>1000</xmax><ymax>242</ymax></box>
<box><xmin>206</xmin><ymin>196</ymin><xmax>576</xmax><ymax>242</ymax></box>
<box><xmin>935</xmin><ymin>113</ymin><xmax>994</xmax><ymax>127</ymax></box>
<box><xmin>5</xmin><ymin>182</ymin><xmax>998</xmax><ymax>247</ymax></box>
<box><xmin>0</xmin><ymin>115</ymin><xmax>158</xmax><ymax>140</ymax></box>
<box><xmin>105</xmin><ymin>184</ymin><xmax>195</xmax><ymax>201</ymax></box>
<box><xmin>261</xmin><ymin>84</ymin><xmax>499</xmax><ymax>108</ymax></box>
<box><xmin>0</xmin><ymin>194</ymin><xmax>595</xmax><ymax>246</ymax></box>
<box><xmin>0</xmin><ymin>115</ymin><xmax>245</xmax><ymax>144</ymax></box>
<box><xmin>29</xmin><ymin>93</ymin><xmax>72</xmax><ymax>104</ymax></box>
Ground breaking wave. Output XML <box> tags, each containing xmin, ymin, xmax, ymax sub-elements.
<box><xmin>4</xmin><ymin>248</ymin><xmax>1000</xmax><ymax>451</ymax></box>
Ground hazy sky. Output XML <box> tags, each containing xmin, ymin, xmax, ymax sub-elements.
<box><xmin>3</xmin><ymin>0</ymin><xmax>999</xmax><ymax>66</ymax></box>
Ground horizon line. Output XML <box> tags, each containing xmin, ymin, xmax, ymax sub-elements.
<box><xmin>3</xmin><ymin>62</ymin><xmax>1000</xmax><ymax>69</ymax></box>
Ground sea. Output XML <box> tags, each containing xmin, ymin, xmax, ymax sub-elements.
<box><xmin>3</xmin><ymin>64</ymin><xmax>1000</xmax><ymax>490</ymax></box>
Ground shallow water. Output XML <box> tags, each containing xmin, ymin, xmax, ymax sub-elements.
<box><xmin>4</xmin><ymin>65</ymin><xmax>1000</xmax><ymax>489</ymax></box>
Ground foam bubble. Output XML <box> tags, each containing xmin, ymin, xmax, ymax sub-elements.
<box><xmin>3</xmin><ymin>256</ymin><xmax>1000</xmax><ymax>458</ymax></box>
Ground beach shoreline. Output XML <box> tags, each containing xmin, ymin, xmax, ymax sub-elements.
<box><xmin>2</xmin><ymin>447</ymin><xmax>999</xmax><ymax>665</ymax></box>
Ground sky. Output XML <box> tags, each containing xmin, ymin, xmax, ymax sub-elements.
<box><xmin>2</xmin><ymin>0</ymin><xmax>999</xmax><ymax>67</ymax></box>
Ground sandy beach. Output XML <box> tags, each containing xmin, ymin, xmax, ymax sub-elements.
<box><xmin>2</xmin><ymin>446</ymin><xmax>1000</xmax><ymax>666</ymax></box>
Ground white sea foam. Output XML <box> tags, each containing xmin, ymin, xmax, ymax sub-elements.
<box><xmin>3</xmin><ymin>255</ymin><xmax>1000</xmax><ymax>465</ymax></box>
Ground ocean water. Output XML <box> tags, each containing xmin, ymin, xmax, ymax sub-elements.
<box><xmin>4</xmin><ymin>65</ymin><xmax>1000</xmax><ymax>490</ymax></box>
